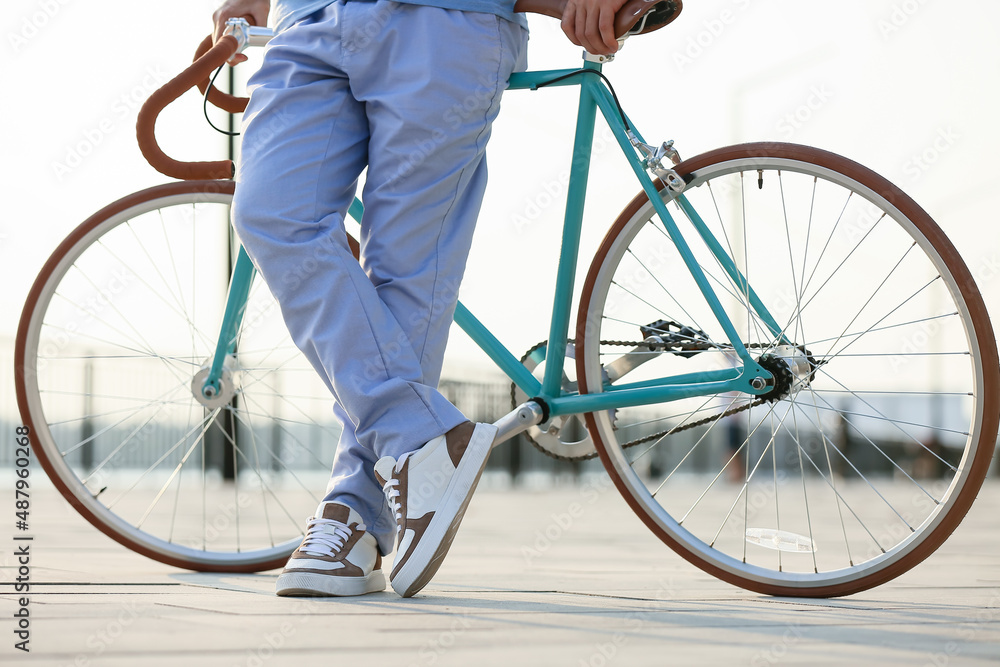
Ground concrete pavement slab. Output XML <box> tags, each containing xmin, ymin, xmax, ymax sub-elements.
<box><xmin>2</xmin><ymin>478</ymin><xmax>998</xmax><ymax>666</ymax></box>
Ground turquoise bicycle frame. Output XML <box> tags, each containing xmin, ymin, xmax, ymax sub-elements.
<box><xmin>200</xmin><ymin>60</ymin><xmax>785</xmax><ymax>418</ymax></box>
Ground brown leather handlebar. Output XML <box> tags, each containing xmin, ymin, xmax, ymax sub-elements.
<box><xmin>193</xmin><ymin>34</ymin><xmax>250</xmax><ymax>114</ymax></box>
<box><xmin>137</xmin><ymin>0</ymin><xmax>681</xmax><ymax>181</ymax></box>
<box><xmin>136</xmin><ymin>34</ymin><xmax>239</xmax><ymax>180</ymax></box>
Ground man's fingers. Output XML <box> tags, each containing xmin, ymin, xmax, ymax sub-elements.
<box><xmin>579</xmin><ymin>4</ymin><xmax>608</xmax><ymax>54</ymax></box>
<box><xmin>561</xmin><ymin>0</ymin><xmax>622</xmax><ymax>55</ymax></box>
<box><xmin>599</xmin><ymin>5</ymin><xmax>618</xmax><ymax>53</ymax></box>
<box><xmin>575</xmin><ymin>3</ymin><xmax>594</xmax><ymax>53</ymax></box>
<box><xmin>211</xmin><ymin>8</ymin><xmax>230</xmax><ymax>43</ymax></box>
<box><xmin>561</xmin><ymin>3</ymin><xmax>581</xmax><ymax>46</ymax></box>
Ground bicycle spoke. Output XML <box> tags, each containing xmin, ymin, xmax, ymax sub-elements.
<box><xmin>135</xmin><ymin>414</ymin><xmax>215</xmax><ymax>531</ymax></box>
<box><xmin>109</xmin><ymin>408</ymin><xmax>216</xmax><ymax>515</ymax></box>
<box><xmin>783</xmin><ymin>408</ymin><xmax>882</xmax><ymax>558</ymax></box>
<box><xmin>800</xmin><ymin>312</ymin><xmax>959</xmax><ymax>350</ymax></box>
<box><xmin>678</xmin><ymin>398</ymin><xmax>784</xmax><ymax>526</ymax></box>
<box><xmin>643</xmin><ymin>221</ymin><xmax>771</xmax><ymax>339</ymax></box>
<box><xmin>707</xmin><ymin>401</ymin><xmax>794</xmax><ymax>549</ymax></box>
<box><xmin>822</xmin><ymin>275</ymin><xmax>942</xmax><ymax>363</ymax></box>
<box><xmin>789</xmin><ymin>212</ymin><xmax>885</xmax><ymax>327</ymax></box>
<box><xmin>220</xmin><ymin>406</ymin><xmax>322</xmax><ymax>529</ymax></box>
<box><xmin>789</xmin><ymin>405</ymin><xmax>819</xmax><ymax>572</ymax></box>
<box><xmin>648</xmin><ymin>395</ymin><xmax>743</xmax><ymax>492</ymax></box>
<box><xmin>622</xmin><ymin>243</ymin><xmax>706</xmax><ymax>333</ymax></box>
<box><xmin>240</xmin><ymin>391</ymin><xmax>276</xmax><ymax>549</ymax></box>
<box><xmin>80</xmin><ymin>385</ymin><xmax>190</xmax><ymax>482</ymax></box>
<box><xmin>98</xmin><ymin>230</ymin><xmax>215</xmax><ymax>351</ymax></box>
<box><xmin>811</xmin><ymin>366</ymin><xmax>963</xmax><ymax>472</ymax></box>
<box><xmin>236</xmin><ymin>394</ymin><xmax>332</xmax><ymax>471</ymax></box>
<box><xmin>791</xmin><ymin>392</ymin><xmax>915</xmax><ymax>531</ymax></box>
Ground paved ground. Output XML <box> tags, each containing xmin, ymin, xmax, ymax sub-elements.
<box><xmin>2</xmin><ymin>476</ymin><xmax>998</xmax><ymax>666</ymax></box>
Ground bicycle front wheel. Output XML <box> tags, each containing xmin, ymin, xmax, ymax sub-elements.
<box><xmin>15</xmin><ymin>181</ymin><xmax>339</xmax><ymax>571</ymax></box>
<box><xmin>576</xmin><ymin>143</ymin><xmax>999</xmax><ymax>596</ymax></box>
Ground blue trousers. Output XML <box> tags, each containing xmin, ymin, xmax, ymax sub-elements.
<box><xmin>232</xmin><ymin>0</ymin><xmax>528</xmax><ymax>554</ymax></box>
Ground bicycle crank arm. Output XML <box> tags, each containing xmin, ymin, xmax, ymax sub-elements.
<box><xmin>602</xmin><ymin>343</ymin><xmax>662</xmax><ymax>383</ymax></box>
<box><xmin>602</xmin><ymin>333</ymin><xmax>710</xmax><ymax>382</ymax></box>
<box><xmin>491</xmin><ymin>401</ymin><xmax>546</xmax><ymax>448</ymax></box>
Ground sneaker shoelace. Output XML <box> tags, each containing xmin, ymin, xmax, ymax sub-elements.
<box><xmin>298</xmin><ymin>517</ymin><xmax>361</xmax><ymax>557</ymax></box>
<box><xmin>380</xmin><ymin>455</ymin><xmax>410</xmax><ymax>540</ymax></box>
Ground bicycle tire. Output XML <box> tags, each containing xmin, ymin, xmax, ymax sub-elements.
<box><xmin>576</xmin><ymin>142</ymin><xmax>999</xmax><ymax>596</ymax></box>
<box><xmin>15</xmin><ymin>181</ymin><xmax>338</xmax><ymax>572</ymax></box>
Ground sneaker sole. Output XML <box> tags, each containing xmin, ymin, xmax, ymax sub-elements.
<box><xmin>390</xmin><ymin>423</ymin><xmax>498</xmax><ymax>598</ymax></box>
<box><xmin>276</xmin><ymin>570</ymin><xmax>386</xmax><ymax>597</ymax></box>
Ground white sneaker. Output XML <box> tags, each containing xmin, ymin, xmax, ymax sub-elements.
<box><xmin>375</xmin><ymin>421</ymin><xmax>498</xmax><ymax>597</ymax></box>
<box><xmin>275</xmin><ymin>502</ymin><xmax>385</xmax><ymax>597</ymax></box>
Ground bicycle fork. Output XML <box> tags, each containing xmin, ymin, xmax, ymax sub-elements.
<box><xmin>193</xmin><ymin>246</ymin><xmax>256</xmax><ymax>407</ymax></box>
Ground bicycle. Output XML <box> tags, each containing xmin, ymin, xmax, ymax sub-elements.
<box><xmin>14</xmin><ymin>0</ymin><xmax>999</xmax><ymax>597</ymax></box>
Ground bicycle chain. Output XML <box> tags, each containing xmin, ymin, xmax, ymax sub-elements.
<box><xmin>509</xmin><ymin>338</ymin><xmax>775</xmax><ymax>462</ymax></box>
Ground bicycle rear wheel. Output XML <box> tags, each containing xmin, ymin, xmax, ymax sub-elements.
<box><xmin>15</xmin><ymin>181</ymin><xmax>338</xmax><ymax>571</ymax></box>
<box><xmin>576</xmin><ymin>142</ymin><xmax>999</xmax><ymax>596</ymax></box>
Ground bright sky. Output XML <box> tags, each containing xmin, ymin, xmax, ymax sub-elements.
<box><xmin>2</xmin><ymin>0</ymin><xmax>998</xmax><ymax>392</ymax></box>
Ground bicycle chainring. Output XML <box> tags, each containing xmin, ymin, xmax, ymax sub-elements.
<box><xmin>510</xmin><ymin>340</ymin><xmax>607</xmax><ymax>462</ymax></box>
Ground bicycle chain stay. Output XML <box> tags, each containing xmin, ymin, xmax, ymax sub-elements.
<box><xmin>510</xmin><ymin>337</ymin><xmax>780</xmax><ymax>462</ymax></box>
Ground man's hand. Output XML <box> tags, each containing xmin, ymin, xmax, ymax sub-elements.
<box><xmin>212</xmin><ymin>0</ymin><xmax>270</xmax><ymax>63</ymax></box>
<box><xmin>561</xmin><ymin>0</ymin><xmax>629</xmax><ymax>56</ymax></box>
